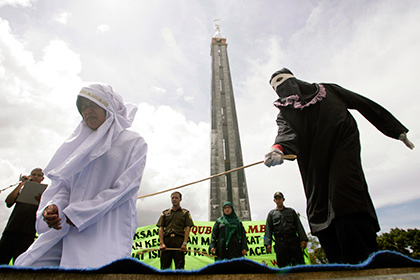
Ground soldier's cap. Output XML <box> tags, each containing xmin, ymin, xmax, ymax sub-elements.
<box><xmin>274</xmin><ymin>192</ymin><xmax>284</xmax><ymax>199</ymax></box>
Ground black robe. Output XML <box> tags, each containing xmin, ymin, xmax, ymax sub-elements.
<box><xmin>274</xmin><ymin>83</ymin><xmax>408</xmax><ymax>234</ymax></box>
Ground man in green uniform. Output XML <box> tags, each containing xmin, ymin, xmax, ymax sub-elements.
<box><xmin>264</xmin><ymin>191</ymin><xmax>308</xmax><ymax>267</ymax></box>
<box><xmin>157</xmin><ymin>191</ymin><xmax>194</xmax><ymax>270</ymax></box>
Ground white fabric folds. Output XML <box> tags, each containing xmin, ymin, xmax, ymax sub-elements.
<box><xmin>15</xmin><ymin>83</ymin><xmax>147</xmax><ymax>268</ymax></box>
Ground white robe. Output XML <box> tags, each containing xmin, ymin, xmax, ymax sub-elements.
<box><xmin>15</xmin><ymin>130</ymin><xmax>147</xmax><ymax>268</ymax></box>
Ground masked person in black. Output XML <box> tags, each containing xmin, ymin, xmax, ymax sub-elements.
<box><xmin>209</xmin><ymin>201</ymin><xmax>248</xmax><ymax>261</ymax></box>
<box><xmin>264</xmin><ymin>68</ymin><xmax>414</xmax><ymax>264</ymax></box>
<box><xmin>264</xmin><ymin>192</ymin><xmax>307</xmax><ymax>267</ymax></box>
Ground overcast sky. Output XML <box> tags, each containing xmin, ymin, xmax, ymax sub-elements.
<box><xmin>0</xmin><ymin>0</ymin><xmax>419</xmax><ymax>236</ymax></box>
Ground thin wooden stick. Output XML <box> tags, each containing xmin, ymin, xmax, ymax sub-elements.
<box><xmin>137</xmin><ymin>154</ymin><xmax>297</xmax><ymax>199</ymax></box>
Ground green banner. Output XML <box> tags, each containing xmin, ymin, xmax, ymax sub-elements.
<box><xmin>131</xmin><ymin>220</ymin><xmax>310</xmax><ymax>270</ymax></box>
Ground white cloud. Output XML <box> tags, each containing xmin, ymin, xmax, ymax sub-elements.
<box><xmin>0</xmin><ymin>17</ymin><xmax>82</xmax><ymax>231</ymax></box>
<box><xmin>152</xmin><ymin>86</ymin><xmax>166</xmax><ymax>94</ymax></box>
<box><xmin>175</xmin><ymin>87</ymin><xmax>184</xmax><ymax>97</ymax></box>
<box><xmin>54</xmin><ymin>12</ymin><xmax>71</xmax><ymax>24</ymax></box>
<box><xmin>97</xmin><ymin>24</ymin><xmax>109</xmax><ymax>33</ymax></box>
<box><xmin>0</xmin><ymin>19</ymin><xmax>35</xmax><ymax>83</ymax></box>
<box><xmin>161</xmin><ymin>27</ymin><xmax>176</xmax><ymax>47</ymax></box>
<box><xmin>0</xmin><ymin>0</ymin><xmax>35</xmax><ymax>8</ymax></box>
<box><xmin>35</xmin><ymin>40</ymin><xmax>81</xmax><ymax>83</ymax></box>
<box><xmin>132</xmin><ymin>103</ymin><xmax>210</xmax><ymax>225</ymax></box>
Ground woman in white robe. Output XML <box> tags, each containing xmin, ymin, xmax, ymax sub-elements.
<box><xmin>15</xmin><ymin>83</ymin><xmax>147</xmax><ymax>268</ymax></box>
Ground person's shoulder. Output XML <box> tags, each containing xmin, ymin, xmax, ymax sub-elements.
<box><xmin>121</xmin><ymin>130</ymin><xmax>146</xmax><ymax>142</ymax></box>
<box><xmin>284</xmin><ymin>206</ymin><xmax>296</xmax><ymax>212</ymax></box>
<box><xmin>181</xmin><ymin>208</ymin><xmax>193</xmax><ymax>221</ymax></box>
<box><xmin>319</xmin><ymin>82</ymin><xmax>339</xmax><ymax>87</ymax></box>
<box><xmin>120</xmin><ymin>130</ymin><xmax>147</xmax><ymax>148</ymax></box>
<box><xmin>284</xmin><ymin>207</ymin><xmax>300</xmax><ymax>218</ymax></box>
<box><xmin>121</xmin><ymin>129</ymin><xmax>138</xmax><ymax>137</ymax></box>
<box><xmin>181</xmin><ymin>208</ymin><xmax>190</xmax><ymax>215</ymax></box>
<box><xmin>268</xmin><ymin>208</ymin><xmax>278</xmax><ymax>215</ymax></box>
<box><xmin>161</xmin><ymin>208</ymin><xmax>171</xmax><ymax>215</ymax></box>
<box><xmin>321</xmin><ymin>83</ymin><xmax>350</xmax><ymax>93</ymax></box>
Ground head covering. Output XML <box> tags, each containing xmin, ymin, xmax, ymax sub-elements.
<box><xmin>269</xmin><ymin>68</ymin><xmax>294</xmax><ymax>88</ymax></box>
<box><xmin>218</xmin><ymin>201</ymin><xmax>242</xmax><ymax>246</ymax></box>
<box><xmin>273</xmin><ymin>191</ymin><xmax>284</xmax><ymax>199</ymax></box>
<box><xmin>44</xmin><ymin>83</ymin><xmax>138</xmax><ymax>182</ymax></box>
<box><xmin>270</xmin><ymin>68</ymin><xmax>326</xmax><ymax>109</ymax></box>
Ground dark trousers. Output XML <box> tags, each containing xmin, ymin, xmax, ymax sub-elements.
<box><xmin>0</xmin><ymin>232</ymin><xmax>35</xmax><ymax>265</ymax></box>
<box><xmin>315</xmin><ymin>213</ymin><xmax>378</xmax><ymax>264</ymax></box>
<box><xmin>274</xmin><ymin>235</ymin><xmax>304</xmax><ymax>267</ymax></box>
<box><xmin>160</xmin><ymin>235</ymin><xmax>185</xmax><ymax>270</ymax></box>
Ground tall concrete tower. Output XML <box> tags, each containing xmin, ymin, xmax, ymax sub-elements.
<box><xmin>209</xmin><ymin>19</ymin><xmax>251</xmax><ymax>221</ymax></box>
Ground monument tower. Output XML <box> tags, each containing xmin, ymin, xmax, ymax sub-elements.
<box><xmin>209</xmin><ymin>19</ymin><xmax>251</xmax><ymax>221</ymax></box>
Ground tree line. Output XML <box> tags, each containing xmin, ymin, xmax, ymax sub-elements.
<box><xmin>306</xmin><ymin>228</ymin><xmax>420</xmax><ymax>264</ymax></box>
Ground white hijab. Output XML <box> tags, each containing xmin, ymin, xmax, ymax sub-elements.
<box><xmin>44</xmin><ymin>83</ymin><xmax>138</xmax><ymax>182</ymax></box>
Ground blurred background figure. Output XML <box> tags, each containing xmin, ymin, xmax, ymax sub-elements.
<box><xmin>0</xmin><ymin>168</ymin><xmax>45</xmax><ymax>265</ymax></box>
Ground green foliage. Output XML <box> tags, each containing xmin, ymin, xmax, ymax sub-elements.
<box><xmin>377</xmin><ymin>228</ymin><xmax>420</xmax><ymax>259</ymax></box>
<box><xmin>301</xmin><ymin>228</ymin><xmax>420</xmax><ymax>264</ymax></box>
<box><xmin>306</xmin><ymin>233</ymin><xmax>328</xmax><ymax>264</ymax></box>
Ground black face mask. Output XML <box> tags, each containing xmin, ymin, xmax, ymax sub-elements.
<box><xmin>275</xmin><ymin>78</ymin><xmax>300</xmax><ymax>99</ymax></box>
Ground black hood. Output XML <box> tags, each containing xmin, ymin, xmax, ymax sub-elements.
<box><xmin>270</xmin><ymin>68</ymin><xmax>318</xmax><ymax>104</ymax></box>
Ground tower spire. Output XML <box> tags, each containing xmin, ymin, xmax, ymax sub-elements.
<box><xmin>213</xmin><ymin>18</ymin><xmax>223</xmax><ymax>38</ymax></box>
<box><xmin>209</xmin><ymin>20</ymin><xmax>252</xmax><ymax>221</ymax></box>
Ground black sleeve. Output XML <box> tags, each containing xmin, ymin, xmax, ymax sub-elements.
<box><xmin>264</xmin><ymin>212</ymin><xmax>274</xmax><ymax>246</ymax></box>
<box><xmin>156</xmin><ymin>213</ymin><xmax>165</xmax><ymax>228</ymax></box>
<box><xmin>327</xmin><ymin>83</ymin><xmax>409</xmax><ymax>139</ymax></box>
<box><xmin>240</xmin><ymin>222</ymin><xmax>248</xmax><ymax>251</ymax></box>
<box><xmin>210</xmin><ymin>220</ymin><xmax>219</xmax><ymax>249</ymax></box>
<box><xmin>293</xmin><ymin>210</ymin><xmax>308</xmax><ymax>242</ymax></box>
<box><xmin>274</xmin><ymin>111</ymin><xmax>299</xmax><ymax>155</ymax></box>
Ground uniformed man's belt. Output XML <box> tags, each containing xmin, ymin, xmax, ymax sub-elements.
<box><xmin>166</xmin><ymin>233</ymin><xmax>180</xmax><ymax>237</ymax></box>
<box><xmin>275</xmin><ymin>232</ymin><xmax>296</xmax><ymax>239</ymax></box>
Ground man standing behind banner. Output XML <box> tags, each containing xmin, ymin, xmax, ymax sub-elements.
<box><xmin>209</xmin><ymin>201</ymin><xmax>248</xmax><ymax>261</ymax></box>
<box><xmin>157</xmin><ymin>191</ymin><xmax>194</xmax><ymax>270</ymax></box>
<box><xmin>265</xmin><ymin>192</ymin><xmax>308</xmax><ymax>267</ymax></box>
<box><xmin>15</xmin><ymin>83</ymin><xmax>147</xmax><ymax>268</ymax></box>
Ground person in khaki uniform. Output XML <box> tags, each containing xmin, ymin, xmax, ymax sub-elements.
<box><xmin>157</xmin><ymin>191</ymin><xmax>194</xmax><ymax>270</ymax></box>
